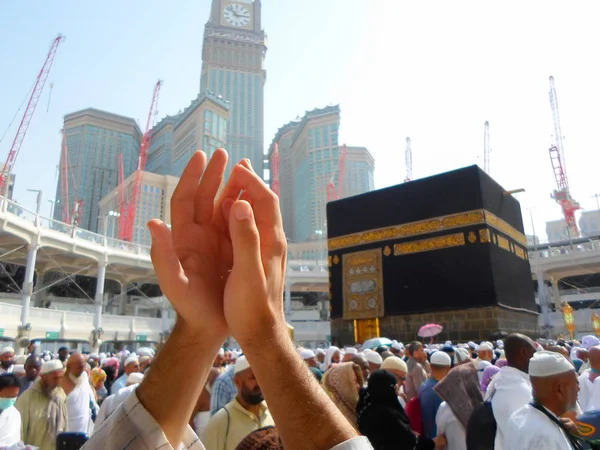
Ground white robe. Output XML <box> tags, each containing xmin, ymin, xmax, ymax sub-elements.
<box><xmin>505</xmin><ymin>404</ymin><xmax>572</xmax><ymax>450</ymax></box>
<box><xmin>0</xmin><ymin>405</ymin><xmax>22</xmax><ymax>447</ymax></box>
<box><xmin>485</xmin><ymin>366</ymin><xmax>532</xmax><ymax>450</ymax></box>
<box><xmin>578</xmin><ymin>369</ymin><xmax>594</xmax><ymax>412</ymax></box>
<box><xmin>66</xmin><ymin>372</ymin><xmax>98</xmax><ymax>435</ymax></box>
<box><xmin>584</xmin><ymin>376</ymin><xmax>600</xmax><ymax>412</ymax></box>
<box><xmin>435</xmin><ymin>402</ymin><xmax>466</xmax><ymax>450</ymax></box>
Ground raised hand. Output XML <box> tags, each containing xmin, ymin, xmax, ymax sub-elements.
<box><xmin>148</xmin><ymin>149</ymin><xmax>232</xmax><ymax>341</ymax></box>
<box><xmin>217</xmin><ymin>162</ymin><xmax>288</xmax><ymax>344</ymax></box>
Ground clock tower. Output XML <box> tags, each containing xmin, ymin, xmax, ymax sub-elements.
<box><xmin>200</xmin><ymin>0</ymin><xmax>267</xmax><ymax>180</ymax></box>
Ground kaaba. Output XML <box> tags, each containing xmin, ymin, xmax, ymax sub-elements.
<box><xmin>327</xmin><ymin>165</ymin><xmax>538</xmax><ymax>345</ymax></box>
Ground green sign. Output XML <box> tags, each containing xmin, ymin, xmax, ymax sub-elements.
<box><xmin>0</xmin><ymin>328</ymin><xmax>4</xmax><ymax>337</ymax></box>
<box><xmin>46</xmin><ymin>331</ymin><xmax>60</xmax><ymax>340</ymax></box>
<box><xmin>135</xmin><ymin>335</ymin><xmax>147</xmax><ymax>342</ymax></box>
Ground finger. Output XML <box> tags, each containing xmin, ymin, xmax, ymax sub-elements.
<box><xmin>148</xmin><ymin>220</ymin><xmax>188</xmax><ymax>302</ymax></box>
<box><xmin>228</xmin><ymin>200</ymin><xmax>263</xmax><ymax>279</ymax></box>
<box><xmin>221</xmin><ymin>198</ymin><xmax>234</xmax><ymax>226</ymax></box>
<box><xmin>171</xmin><ymin>151</ymin><xmax>207</xmax><ymax>229</ymax></box>
<box><xmin>194</xmin><ymin>148</ymin><xmax>228</xmax><ymax>225</ymax></box>
<box><xmin>213</xmin><ymin>160</ymin><xmax>252</xmax><ymax>231</ymax></box>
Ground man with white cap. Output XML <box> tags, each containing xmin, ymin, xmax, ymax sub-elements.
<box><xmin>110</xmin><ymin>354</ymin><xmax>140</xmax><ymax>395</ymax></box>
<box><xmin>203</xmin><ymin>356</ymin><xmax>274</xmax><ymax>450</ymax></box>
<box><xmin>366</xmin><ymin>351</ymin><xmax>383</xmax><ymax>374</ymax></box>
<box><xmin>0</xmin><ymin>347</ymin><xmax>15</xmax><ymax>374</ymax></box>
<box><xmin>419</xmin><ymin>351</ymin><xmax>451</xmax><ymax>439</ymax></box>
<box><xmin>485</xmin><ymin>333</ymin><xmax>537</xmax><ymax>450</ymax></box>
<box><xmin>342</xmin><ymin>347</ymin><xmax>358</xmax><ymax>363</ymax></box>
<box><xmin>381</xmin><ymin>356</ymin><xmax>409</xmax><ymax>406</ymax></box>
<box><xmin>15</xmin><ymin>359</ymin><xmax>68</xmax><ymax>450</ymax></box>
<box><xmin>473</xmin><ymin>341</ymin><xmax>493</xmax><ymax>369</ymax></box>
<box><xmin>506</xmin><ymin>351</ymin><xmax>580</xmax><ymax>450</ymax></box>
<box><xmin>315</xmin><ymin>348</ymin><xmax>326</xmax><ymax>365</ymax></box>
<box><xmin>300</xmin><ymin>349</ymin><xmax>324</xmax><ymax>382</ymax></box>
<box><xmin>214</xmin><ymin>348</ymin><xmax>226</xmax><ymax>373</ymax></box>
<box><xmin>390</xmin><ymin>341</ymin><xmax>405</xmax><ymax>358</ymax></box>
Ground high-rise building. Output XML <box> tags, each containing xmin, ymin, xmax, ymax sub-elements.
<box><xmin>55</xmin><ymin>109</ymin><xmax>141</xmax><ymax>232</ymax></box>
<box><xmin>98</xmin><ymin>171</ymin><xmax>179</xmax><ymax>246</ymax></box>
<box><xmin>579</xmin><ymin>210</ymin><xmax>600</xmax><ymax>237</ymax></box>
<box><xmin>546</xmin><ymin>218</ymin><xmax>569</xmax><ymax>243</ymax></box>
<box><xmin>268</xmin><ymin>106</ymin><xmax>375</xmax><ymax>243</ymax></box>
<box><xmin>146</xmin><ymin>92</ymin><xmax>230</xmax><ymax>178</ymax></box>
<box><xmin>200</xmin><ymin>0</ymin><xmax>267</xmax><ymax>180</ymax></box>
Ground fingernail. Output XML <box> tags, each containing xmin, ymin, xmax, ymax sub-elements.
<box><xmin>245</xmin><ymin>159</ymin><xmax>254</xmax><ymax>171</ymax></box>
<box><xmin>234</xmin><ymin>202</ymin><xmax>252</xmax><ymax>221</ymax></box>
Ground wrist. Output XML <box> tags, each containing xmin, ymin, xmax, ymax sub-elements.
<box><xmin>235</xmin><ymin>314</ymin><xmax>290</xmax><ymax>352</ymax></box>
<box><xmin>172</xmin><ymin>317</ymin><xmax>227</xmax><ymax>348</ymax></box>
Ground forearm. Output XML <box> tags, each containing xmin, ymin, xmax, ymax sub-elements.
<box><xmin>137</xmin><ymin>319</ymin><xmax>224</xmax><ymax>447</ymax></box>
<box><xmin>241</xmin><ymin>320</ymin><xmax>358</xmax><ymax>450</ymax></box>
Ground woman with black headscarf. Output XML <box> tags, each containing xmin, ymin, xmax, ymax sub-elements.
<box><xmin>357</xmin><ymin>370</ymin><xmax>446</xmax><ymax>450</ymax></box>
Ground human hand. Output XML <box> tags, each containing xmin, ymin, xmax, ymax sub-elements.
<box><xmin>432</xmin><ymin>434</ymin><xmax>447</xmax><ymax>448</ymax></box>
<box><xmin>217</xmin><ymin>162</ymin><xmax>287</xmax><ymax>344</ymax></box>
<box><xmin>560</xmin><ymin>416</ymin><xmax>579</xmax><ymax>435</ymax></box>
<box><xmin>148</xmin><ymin>150</ymin><xmax>231</xmax><ymax>340</ymax></box>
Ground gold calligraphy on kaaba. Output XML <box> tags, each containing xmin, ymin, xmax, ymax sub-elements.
<box><xmin>342</xmin><ymin>248</ymin><xmax>384</xmax><ymax>320</ymax></box>
<box><xmin>394</xmin><ymin>233</ymin><xmax>466</xmax><ymax>256</ymax></box>
<box><xmin>328</xmin><ymin>209</ymin><xmax>525</xmax><ymax>251</ymax></box>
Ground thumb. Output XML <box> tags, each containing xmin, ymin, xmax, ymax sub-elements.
<box><xmin>148</xmin><ymin>220</ymin><xmax>186</xmax><ymax>299</ymax></box>
<box><xmin>229</xmin><ymin>200</ymin><xmax>263</xmax><ymax>277</ymax></box>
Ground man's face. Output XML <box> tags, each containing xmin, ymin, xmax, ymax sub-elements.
<box><xmin>389</xmin><ymin>369</ymin><xmax>407</xmax><ymax>388</ymax></box>
<box><xmin>58</xmin><ymin>350</ymin><xmax>68</xmax><ymax>362</ymax></box>
<box><xmin>413</xmin><ymin>347</ymin><xmax>426</xmax><ymax>363</ymax></box>
<box><xmin>317</xmin><ymin>353</ymin><xmax>325</xmax><ymax>363</ymax></box>
<box><xmin>25</xmin><ymin>361</ymin><xmax>41</xmax><ymax>380</ymax></box>
<box><xmin>125</xmin><ymin>361</ymin><xmax>140</xmax><ymax>374</ymax></box>
<box><xmin>306</xmin><ymin>357</ymin><xmax>318</xmax><ymax>368</ymax></box>
<box><xmin>0</xmin><ymin>353</ymin><xmax>14</xmax><ymax>369</ymax></box>
<box><xmin>41</xmin><ymin>370</ymin><xmax>64</xmax><ymax>391</ymax></box>
<box><xmin>331</xmin><ymin>351</ymin><xmax>341</xmax><ymax>364</ymax></box>
<box><xmin>0</xmin><ymin>385</ymin><xmax>19</xmax><ymax>399</ymax></box>
<box><xmin>214</xmin><ymin>355</ymin><xmax>224</xmax><ymax>367</ymax></box>
<box><xmin>342</xmin><ymin>353</ymin><xmax>354</xmax><ymax>363</ymax></box>
<box><xmin>236</xmin><ymin>368</ymin><xmax>264</xmax><ymax>405</ymax></box>
<box><xmin>560</xmin><ymin>371</ymin><xmax>580</xmax><ymax>412</ymax></box>
<box><xmin>368</xmin><ymin>362</ymin><xmax>381</xmax><ymax>373</ymax></box>
<box><xmin>480</xmin><ymin>350</ymin><xmax>493</xmax><ymax>362</ymax></box>
<box><xmin>67</xmin><ymin>357</ymin><xmax>86</xmax><ymax>378</ymax></box>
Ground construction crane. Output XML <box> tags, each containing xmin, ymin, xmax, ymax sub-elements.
<box><xmin>484</xmin><ymin>121</ymin><xmax>491</xmax><ymax>174</ymax></box>
<box><xmin>271</xmin><ymin>143</ymin><xmax>280</xmax><ymax>197</ymax></box>
<box><xmin>59</xmin><ymin>129</ymin><xmax>71</xmax><ymax>223</ymax></box>
<box><xmin>0</xmin><ymin>35</ymin><xmax>63</xmax><ymax>195</ymax></box>
<box><xmin>548</xmin><ymin>75</ymin><xmax>580</xmax><ymax>237</ymax></box>
<box><xmin>326</xmin><ymin>144</ymin><xmax>347</xmax><ymax>202</ymax></box>
<box><xmin>117</xmin><ymin>153</ymin><xmax>125</xmax><ymax>238</ymax></box>
<box><xmin>121</xmin><ymin>80</ymin><xmax>162</xmax><ymax>241</ymax></box>
<box><xmin>404</xmin><ymin>137</ymin><xmax>412</xmax><ymax>182</ymax></box>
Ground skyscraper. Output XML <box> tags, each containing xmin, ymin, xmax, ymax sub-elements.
<box><xmin>200</xmin><ymin>0</ymin><xmax>267</xmax><ymax>180</ymax></box>
<box><xmin>55</xmin><ymin>109</ymin><xmax>141</xmax><ymax>232</ymax></box>
<box><xmin>268</xmin><ymin>106</ymin><xmax>375</xmax><ymax>243</ymax></box>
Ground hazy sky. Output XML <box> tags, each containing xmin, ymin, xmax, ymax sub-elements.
<box><xmin>1</xmin><ymin>0</ymin><xmax>599</xmax><ymax>242</ymax></box>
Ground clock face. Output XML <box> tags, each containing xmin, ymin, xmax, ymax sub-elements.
<box><xmin>223</xmin><ymin>3</ymin><xmax>251</xmax><ymax>27</ymax></box>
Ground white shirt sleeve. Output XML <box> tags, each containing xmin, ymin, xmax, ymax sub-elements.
<box><xmin>435</xmin><ymin>402</ymin><xmax>448</xmax><ymax>436</ymax></box>
<box><xmin>84</xmin><ymin>390</ymin><xmax>373</xmax><ymax>450</ymax></box>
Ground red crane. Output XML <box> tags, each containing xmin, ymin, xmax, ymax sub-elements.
<box><xmin>271</xmin><ymin>143</ymin><xmax>280</xmax><ymax>197</ymax></box>
<box><xmin>117</xmin><ymin>153</ymin><xmax>125</xmax><ymax>238</ymax></box>
<box><xmin>548</xmin><ymin>75</ymin><xmax>580</xmax><ymax>237</ymax></box>
<box><xmin>59</xmin><ymin>129</ymin><xmax>71</xmax><ymax>223</ymax></box>
<box><xmin>0</xmin><ymin>35</ymin><xmax>63</xmax><ymax>195</ymax></box>
<box><xmin>121</xmin><ymin>80</ymin><xmax>162</xmax><ymax>241</ymax></box>
<box><xmin>326</xmin><ymin>144</ymin><xmax>347</xmax><ymax>202</ymax></box>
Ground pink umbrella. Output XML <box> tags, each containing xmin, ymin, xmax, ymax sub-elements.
<box><xmin>418</xmin><ymin>323</ymin><xmax>443</xmax><ymax>338</ymax></box>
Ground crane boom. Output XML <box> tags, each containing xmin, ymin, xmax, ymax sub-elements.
<box><xmin>271</xmin><ymin>143</ymin><xmax>280</xmax><ymax>197</ymax></box>
<box><xmin>326</xmin><ymin>144</ymin><xmax>348</xmax><ymax>202</ymax></box>
<box><xmin>59</xmin><ymin>129</ymin><xmax>71</xmax><ymax>223</ymax></box>
<box><xmin>405</xmin><ymin>137</ymin><xmax>412</xmax><ymax>182</ymax></box>
<box><xmin>548</xmin><ymin>75</ymin><xmax>580</xmax><ymax>237</ymax></box>
<box><xmin>484</xmin><ymin>121</ymin><xmax>491</xmax><ymax>174</ymax></box>
<box><xmin>117</xmin><ymin>153</ymin><xmax>125</xmax><ymax>239</ymax></box>
<box><xmin>0</xmin><ymin>35</ymin><xmax>63</xmax><ymax>194</ymax></box>
<box><xmin>122</xmin><ymin>80</ymin><xmax>162</xmax><ymax>241</ymax></box>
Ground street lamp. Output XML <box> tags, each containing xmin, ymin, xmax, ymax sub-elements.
<box><xmin>48</xmin><ymin>199</ymin><xmax>55</xmax><ymax>219</ymax></box>
<box><xmin>27</xmin><ymin>189</ymin><xmax>42</xmax><ymax>215</ymax></box>
<box><xmin>103</xmin><ymin>210</ymin><xmax>120</xmax><ymax>237</ymax></box>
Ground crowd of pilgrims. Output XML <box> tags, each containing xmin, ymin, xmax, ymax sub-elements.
<box><xmin>0</xmin><ymin>333</ymin><xmax>599</xmax><ymax>449</ymax></box>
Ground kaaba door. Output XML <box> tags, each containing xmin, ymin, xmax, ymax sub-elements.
<box><xmin>354</xmin><ymin>318</ymin><xmax>380</xmax><ymax>344</ymax></box>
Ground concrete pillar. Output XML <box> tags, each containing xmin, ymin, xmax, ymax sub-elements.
<box><xmin>550</xmin><ymin>278</ymin><xmax>561</xmax><ymax>310</ymax></box>
<box><xmin>94</xmin><ymin>264</ymin><xmax>106</xmax><ymax>330</ymax></box>
<box><xmin>536</xmin><ymin>268</ymin><xmax>551</xmax><ymax>337</ymax></box>
<box><xmin>20</xmin><ymin>246</ymin><xmax>38</xmax><ymax>327</ymax></box>
<box><xmin>33</xmin><ymin>271</ymin><xmax>47</xmax><ymax>308</ymax></box>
